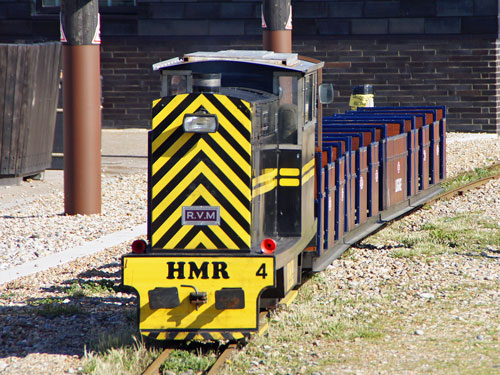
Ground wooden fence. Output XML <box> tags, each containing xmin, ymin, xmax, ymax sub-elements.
<box><xmin>0</xmin><ymin>42</ymin><xmax>61</xmax><ymax>179</ymax></box>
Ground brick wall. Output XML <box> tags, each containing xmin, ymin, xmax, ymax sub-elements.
<box><xmin>302</xmin><ymin>36</ymin><xmax>500</xmax><ymax>133</ymax></box>
<box><xmin>100</xmin><ymin>37</ymin><xmax>265</xmax><ymax>128</ymax></box>
<box><xmin>101</xmin><ymin>35</ymin><xmax>500</xmax><ymax>133</ymax></box>
<box><xmin>134</xmin><ymin>0</ymin><xmax>499</xmax><ymax>38</ymax></box>
<box><xmin>292</xmin><ymin>0</ymin><xmax>498</xmax><ymax>36</ymax></box>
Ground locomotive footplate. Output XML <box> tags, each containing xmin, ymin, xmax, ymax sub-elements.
<box><xmin>122</xmin><ymin>254</ymin><xmax>275</xmax><ymax>340</ymax></box>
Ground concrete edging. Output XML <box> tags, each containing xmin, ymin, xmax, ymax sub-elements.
<box><xmin>0</xmin><ymin>223</ymin><xmax>146</xmax><ymax>286</ymax></box>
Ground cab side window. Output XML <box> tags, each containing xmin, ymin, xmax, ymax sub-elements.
<box><xmin>304</xmin><ymin>74</ymin><xmax>316</xmax><ymax>124</ymax></box>
<box><xmin>276</xmin><ymin>75</ymin><xmax>299</xmax><ymax>144</ymax></box>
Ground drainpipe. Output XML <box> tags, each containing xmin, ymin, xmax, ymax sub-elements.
<box><xmin>61</xmin><ymin>0</ymin><xmax>101</xmax><ymax>215</ymax></box>
<box><xmin>262</xmin><ymin>0</ymin><xmax>292</xmax><ymax>53</ymax></box>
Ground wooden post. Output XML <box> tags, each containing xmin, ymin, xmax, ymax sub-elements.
<box><xmin>61</xmin><ymin>0</ymin><xmax>101</xmax><ymax>215</ymax></box>
<box><xmin>262</xmin><ymin>0</ymin><xmax>292</xmax><ymax>53</ymax></box>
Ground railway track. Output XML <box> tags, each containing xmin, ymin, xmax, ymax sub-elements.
<box><xmin>141</xmin><ymin>343</ymin><xmax>237</xmax><ymax>375</ymax></box>
<box><xmin>140</xmin><ymin>162</ymin><xmax>500</xmax><ymax>375</ymax></box>
<box><xmin>430</xmin><ymin>162</ymin><xmax>500</xmax><ymax>203</ymax></box>
<box><xmin>142</xmin><ymin>348</ymin><xmax>172</xmax><ymax>375</ymax></box>
<box><xmin>205</xmin><ymin>344</ymin><xmax>238</xmax><ymax>375</ymax></box>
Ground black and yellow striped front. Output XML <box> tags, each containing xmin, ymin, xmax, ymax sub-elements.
<box><xmin>149</xmin><ymin>93</ymin><xmax>252</xmax><ymax>250</ymax></box>
<box><xmin>143</xmin><ymin>330</ymin><xmax>249</xmax><ymax>341</ymax></box>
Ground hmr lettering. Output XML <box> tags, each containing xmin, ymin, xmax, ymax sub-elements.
<box><xmin>166</xmin><ymin>261</ymin><xmax>230</xmax><ymax>279</ymax></box>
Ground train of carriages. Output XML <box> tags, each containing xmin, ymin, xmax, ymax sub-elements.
<box><xmin>121</xmin><ymin>50</ymin><xmax>446</xmax><ymax>341</ymax></box>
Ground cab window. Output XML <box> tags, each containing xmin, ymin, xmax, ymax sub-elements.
<box><xmin>161</xmin><ymin>72</ymin><xmax>191</xmax><ymax>97</ymax></box>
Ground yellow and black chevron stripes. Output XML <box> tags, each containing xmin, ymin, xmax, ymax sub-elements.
<box><xmin>143</xmin><ymin>330</ymin><xmax>249</xmax><ymax>341</ymax></box>
<box><xmin>302</xmin><ymin>158</ymin><xmax>315</xmax><ymax>184</ymax></box>
<box><xmin>252</xmin><ymin>168</ymin><xmax>277</xmax><ymax>198</ymax></box>
<box><xmin>150</xmin><ymin>93</ymin><xmax>252</xmax><ymax>250</ymax></box>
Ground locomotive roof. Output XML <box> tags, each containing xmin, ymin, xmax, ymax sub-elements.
<box><xmin>152</xmin><ymin>50</ymin><xmax>324</xmax><ymax>74</ymax></box>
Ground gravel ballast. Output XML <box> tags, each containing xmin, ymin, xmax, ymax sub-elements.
<box><xmin>0</xmin><ymin>132</ymin><xmax>499</xmax><ymax>374</ymax></box>
<box><xmin>0</xmin><ymin>173</ymin><xmax>147</xmax><ymax>271</ymax></box>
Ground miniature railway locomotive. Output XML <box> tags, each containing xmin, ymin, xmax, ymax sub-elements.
<box><xmin>122</xmin><ymin>50</ymin><xmax>446</xmax><ymax>341</ymax></box>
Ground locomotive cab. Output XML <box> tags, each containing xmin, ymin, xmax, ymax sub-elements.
<box><xmin>122</xmin><ymin>51</ymin><xmax>329</xmax><ymax>341</ymax></box>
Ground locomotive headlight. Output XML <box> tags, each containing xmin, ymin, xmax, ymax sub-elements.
<box><xmin>183</xmin><ymin>114</ymin><xmax>218</xmax><ymax>133</ymax></box>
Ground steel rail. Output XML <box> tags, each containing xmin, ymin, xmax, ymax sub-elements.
<box><xmin>205</xmin><ymin>343</ymin><xmax>237</xmax><ymax>375</ymax></box>
<box><xmin>428</xmin><ymin>162</ymin><xmax>500</xmax><ymax>204</ymax></box>
<box><xmin>142</xmin><ymin>348</ymin><xmax>172</xmax><ymax>375</ymax></box>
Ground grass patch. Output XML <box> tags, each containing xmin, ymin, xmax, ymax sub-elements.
<box><xmin>35</xmin><ymin>301</ymin><xmax>83</xmax><ymax>317</ymax></box>
<box><xmin>0</xmin><ymin>292</ymin><xmax>16</xmax><ymax>299</ymax></box>
<box><xmin>28</xmin><ymin>297</ymin><xmax>63</xmax><ymax>306</ymax></box>
<box><xmin>390</xmin><ymin>248</ymin><xmax>421</xmax><ymax>258</ymax></box>
<box><xmin>443</xmin><ymin>164</ymin><xmax>500</xmax><ymax>192</ymax></box>
<box><xmin>160</xmin><ymin>350</ymin><xmax>217</xmax><ymax>374</ymax></box>
<box><xmin>83</xmin><ymin>336</ymin><xmax>158</xmax><ymax>375</ymax></box>
<box><xmin>88</xmin><ymin>329</ymin><xmax>139</xmax><ymax>354</ymax></box>
<box><xmin>363</xmin><ymin>213</ymin><xmax>500</xmax><ymax>259</ymax></box>
<box><xmin>351</xmin><ymin>325</ymin><xmax>385</xmax><ymax>340</ymax></box>
<box><xmin>65</xmin><ymin>279</ymin><xmax>118</xmax><ymax>297</ymax></box>
<box><xmin>82</xmin><ymin>330</ymin><xmax>218</xmax><ymax>375</ymax></box>
<box><xmin>321</xmin><ymin>313</ymin><xmax>385</xmax><ymax>341</ymax></box>
<box><xmin>341</xmin><ymin>247</ymin><xmax>359</xmax><ymax>261</ymax></box>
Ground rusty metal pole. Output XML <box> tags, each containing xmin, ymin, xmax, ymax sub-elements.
<box><xmin>61</xmin><ymin>0</ymin><xmax>101</xmax><ymax>215</ymax></box>
<box><xmin>262</xmin><ymin>0</ymin><xmax>292</xmax><ymax>53</ymax></box>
